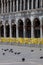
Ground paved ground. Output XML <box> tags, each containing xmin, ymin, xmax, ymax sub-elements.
<box><xmin>0</xmin><ymin>45</ymin><xmax>43</xmax><ymax>65</ymax></box>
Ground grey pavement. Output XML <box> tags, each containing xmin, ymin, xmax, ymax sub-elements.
<box><xmin>0</xmin><ymin>45</ymin><xmax>43</xmax><ymax>65</ymax></box>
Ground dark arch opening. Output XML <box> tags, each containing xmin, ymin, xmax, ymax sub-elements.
<box><xmin>33</xmin><ymin>18</ymin><xmax>40</xmax><ymax>38</ymax></box>
<box><xmin>25</xmin><ymin>18</ymin><xmax>31</xmax><ymax>38</ymax></box>
<box><xmin>11</xmin><ymin>22</ymin><xmax>16</xmax><ymax>37</ymax></box>
<box><xmin>18</xmin><ymin>19</ymin><xmax>23</xmax><ymax>37</ymax></box>
<box><xmin>5</xmin><ymin>22</ymin><xmax>10</xmax><ymax>37</ymax></box>
<box><xmin>0</xmin><ymin>22</ymin><xmax>4</xmax><ymax>37</ymax></box>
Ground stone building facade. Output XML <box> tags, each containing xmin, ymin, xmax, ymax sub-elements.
<box><xmin>0</xmin><ymin>0</ymin><xmax>43</xmax><ymax>38</ymax></box>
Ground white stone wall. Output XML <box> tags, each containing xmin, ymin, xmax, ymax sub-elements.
<box><xmin>0</xmin><ymin>0</ymin><xmax>43</xmax><ymax>38</ymax></box>
<box><xmin>0</xmin><ymin>0</ymin><xmax>43</xmax><ymax>13</ymax></box>
<box><xmin>0</xmin><ymin>11</ymin><xmax>43</xmax><ymax>38</ymax></box>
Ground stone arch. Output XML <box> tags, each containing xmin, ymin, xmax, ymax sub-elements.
<box><xmin>5</xmin><ymin>20</ymin><xmax>10</xmax><ymax>37</ymax></box>
<box><xmin>33</xmin><ymin>18</ymin><xmax>40</xmax><ymax>38</ymax></box>
<box><xmin>11</xmin><ymin>20</ymin><xmax>16</xmax><ymax>37</ymax></box>
<box><xmin>0</xmin><ymin>21</ymin><xmax>4</xmax><ymax>37</ymax></box>
<box><xmin>18</xmin><ymin>19</ymin><xmax>23</xmax><ymax>37</ymax></box>
<box><xmin>25</xmin><ymin>18</ymin><xmax>31</xmax><ymax>38</ymax></box>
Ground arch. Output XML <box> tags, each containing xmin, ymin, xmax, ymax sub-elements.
<box><xmin>25</xmin><ymin>18</ymin><xmax>31</xmax><ymax>38</ymax></box>
<box><xmin>11</xmin><ymin>20</ymin><xmax>16</xmax><ymax>37</ymax></box>
<box><xmin>0</xmin><ymin>21</ymin><xmax>4</xmax><ymax>37</ymax></box>
<box><xmin>5</xmin><ymin>21</ymin><xmax>10</xmax><ymax>37</ymax></box>
<box><xmin>33</xmin><ymin>18</ymin><xmax>40</xmax><ymax>38</ymax></box>
<box><xmin>18</xmin><ymin>19</ymin><xmax>23</xmax><ymax>37</ymax></box>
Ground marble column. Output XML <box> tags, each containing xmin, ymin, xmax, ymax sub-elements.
<box><xmin>36</xmin><ymin>0</ymin><xmax>38</xmax><ymax>8</ymax></box>
<box><xmin>7</xmin><ymin>0</ymin><xmax>9</xmax><ymax>13</ymax></box>
<box><xmin>16</xmin><ymin>0</ymin><xmax>18</xmax><ymax>11</ymax></box>
<box><xmin>9</xmin><ymin>20</ymin><xmax>12</xmax><ymax>37</ymax></box>
<box><xmin>31</xmin><ymin>22</ymin><xmax>34</xmax><ymax>38</ymax></box>
<box><xmin>28</xmin><ymin>0</ymin><xmax>29</xmax><ymax>10</ymax></box>
<box><xmin>31</xmin><ymin>18</ymin><xmax>34</xmax><ymax>38</ymax></box>
<box><xmin>23</xmin><ymin>0</ymin><xmax>25</xmax><ymax>10</ymax></box>
<box><xmin>32</xmin><ymin>0</ymin><xmax>33</xmax><ymax>9</ymax></box>
<box><xmin>1</xmin><ymin>0</ymin><xmax>3</xmax><ymax>13</ymax></box>
<box><xmin>40</xmin><ymin>18</ymin><xmax>42</xmax><ymax>38</ymax></box>
<box><xmin>13</xmin><ymin>0</ymin><xmax>15</xmax><ymax>12</ymax></box>
<box><xmin>4</xmin><ymin>21</ymin><xmax>6</xmax><ymax>37</ymax></box>
<box><xmin>20</xmin><ymin>0</ymin><xmax>22</xmax><ymax>11</ymax></box>
<box><xmin>41</xmin><ymin>0</ymin><xmax>42</xmax><ymax>8</ymax></box>
<box><xmin>4</xmin><ymin>0</ymin><xmax>6</xmax><ymax>13</ymax></box>
<box><xmin>10</xmin><ymin>0</ymin><xmax>12</xmax><ymax>12</ymax></box>
<box><xmin>16</xmin><ymin>19</ymin><xmax>18</xmax><ymax>38</ymax></box>
<box><xmin>23</xmin><ymin>19</ymin><xmax>25</xmax><ymax>38</ymax></box>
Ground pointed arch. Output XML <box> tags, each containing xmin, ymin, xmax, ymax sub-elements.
<box><xmin>18</xmin><ymin>19</ymin><xmax>23</xmax><ymax>37</ymax></box>
<box><xmin>5</xmin><ymin>20</ymin><xmax>10</xmax><ymax>37</ymax></box>
<box><xmin>25</xmin><ymin>18</ymin><xmax>31</xmax><ymax>38</ymax></box>
<box><xmin>11</xmin><ymin>20</ymin><xmax>16</xmax><ymax>37</ymax></box>
<box><xmin>33</xmin><ymin>18</ymin><xmax>40</xmax><ymax>38</ymax></box>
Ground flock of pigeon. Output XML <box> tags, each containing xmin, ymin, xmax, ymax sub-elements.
<box><xmin>1</xmin><ymin>47</ymin><xmax>43</xmax><ymax>62</ymax></box>
<box><xmin>0</xmin><ymin>45</ymin><xmax>43</xmax><ymax>64</ymax></box>
<box><xmin>2</xmin><ymin>48</ymin><xmax>26</xmax><ymax>62</ymax></box>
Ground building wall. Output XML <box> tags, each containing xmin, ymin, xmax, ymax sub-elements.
<box><xmin>0</xmin><ymin>0</ymin><xmax>43</xmax><ymax>38</ymax></box>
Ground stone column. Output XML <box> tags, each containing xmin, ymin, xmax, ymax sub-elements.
<box><xmin>32</xmin><ymin>0</ymin><xmax>33</xmax><ymax>9</ymax></box>
<box><xmin>20</xmin><ymin>0</ymin><xmax>22</xmax><ymax>11</ymax></box>
<box><xmin>1</xmin><ymin>0</ymin><xmax>3</xmax><ymax>13</ymax></box>
<box><xmin>31</xmin><ymin>22</ymin><xmax>34</xmax><ymax>38</ymax></box>
<box><xmin>4</xmin><ymin>0</ymin><xmax>6</xmax><ymax>13</ymax></box>
<box><xmin>36</xmin><ymin>0</ymin><xmax>38</xmax><ymax>8</ymax></box>
<box><xmin>28</xmin><ymin>0</ymin><xmax>29</xmax><ymax>10</ymax></box>
<box><xmin>10</xmin><ymin>0</ymin><xmax>12</xmax><ymax>12</ymax></box>
<box><xmin>4</xmin><ymin>21</ymin><xmax>6</xmax><ymax>37</ymax></box>
<box><xmin>31</xmin><ymin>18</ymin><xmax>34</xmax><ymax>38</ymax></box>
<box><xmin>13</xmin><ymin>0</ymin><xmax>15</xmax><ymax>12</ymax></box>
<box><xmin>16</xmin><ymin>19</ymin><xmax>18</xmax><ymax>38</ymax></box>
<box><xmin>40</xmin><ymin>18</ymin><xmax>42</xmax><ymax>38</ymax></box>
<box><xmin>16</xmin><ymin>0</ymin><xmax>18</xmax><ymax>11</ymax></box>
<box><xmin>7</xmin><ymin>0</ymin><xmax>9</xmax><ymax>13</ymax></box>
<box><xmin>9</xmin><ymin>20</ymin><xmax>12</xmax><ymax>37</ymax></box>
<box><xmin>23</xmin><ymin>0</ymin><xmax>25</xmax><ymax>10</ymax></box>
<box><xmin>23</xmin><ymin>19</ymin><xmax>25</xmax><ymax>38</ymax></box>
<box><xmin>41</xmin><ymin>0</ymin><xmax>42</xmax><ymax>8</ymax></box>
